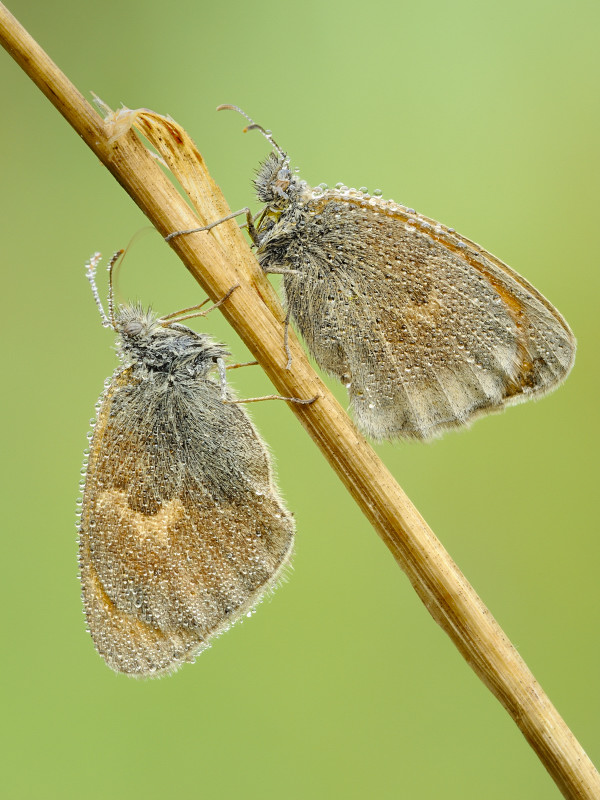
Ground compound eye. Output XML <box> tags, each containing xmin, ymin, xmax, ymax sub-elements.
<box><xmin>123</xmin><ymin>320</ymin><xmax>143</xmax><ymax>337</ymax></box>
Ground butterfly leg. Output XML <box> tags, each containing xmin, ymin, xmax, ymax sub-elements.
<box><xmin>165</xmin><ymin>208</ymin><xmax>256</xmax><ymax>242</ymax></box>
<box><xmin>160</xmin><ymin>284</ymin><xmax>240</xmax><ymax>324</ymax></box>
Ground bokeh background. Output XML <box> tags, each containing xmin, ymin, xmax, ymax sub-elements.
<box><xmin>2</xmin><ymin>1</ymin><xmax>598</xmax><ymax>797</ymax></box>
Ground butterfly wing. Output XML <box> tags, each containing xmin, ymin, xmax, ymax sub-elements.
<box><xmin>272</xmin><ymin>193</ymin><xmax>574</xmax><ymax>440</ymax></box>
<box><xmin>79</xmin><ymin>368</ymin><xmax>294</xmax><ymax>676</ymax></box>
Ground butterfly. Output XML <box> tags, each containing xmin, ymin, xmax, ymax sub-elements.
<box><xmin>191</xmin><ymin>106</ymin><xmax>575</xmax><ymax>441</ymax></box>
<box><xmin>78</xmin><ymin>253</ymin><xmax>294</xmax><ymax>676</ymax></box>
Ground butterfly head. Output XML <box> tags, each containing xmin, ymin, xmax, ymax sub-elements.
<box><xmin>115</xmin><ymin>304</ymin><xmax>228</xmax><ymax>375</ymax></box>
<box><xmin>254</xmin><ymin>151</ymin><xmax>298</xmax><ymax>206</ymax></box>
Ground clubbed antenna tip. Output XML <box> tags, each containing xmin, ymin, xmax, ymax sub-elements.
<box><xmin>216</xmin><ymin>104</ymin><xmax>286</xmax><ymax>160</ymax></box>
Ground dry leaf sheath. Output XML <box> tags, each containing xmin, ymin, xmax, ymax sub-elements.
<box><xmin>0</xmin><ymin>4</ymin><xmax>597</xmax><ymax>798</ymax></box>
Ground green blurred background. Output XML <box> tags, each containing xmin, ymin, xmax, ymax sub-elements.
<box><xmin>2</xmin><ymin>0</ymin><xmax>598</xmax><ymax>797</ymax></box>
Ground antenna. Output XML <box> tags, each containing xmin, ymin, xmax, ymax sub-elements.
<box><xmin>85</xmin><ymin>250</ymin><xmax>124</xmax><ymax>329</ymax></box>
<box><xmin>216</xmin><ymin>104</ymin><xmax>287</xmax><ymax>160</ymax></box>
<box><xmin>106</xmin><ymin>249</ymin><xmax>124</xmax><ymax>328</ymax></box>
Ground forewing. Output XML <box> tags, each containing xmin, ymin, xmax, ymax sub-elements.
<box><xmin>79</xmin><ymin>368</ymin><xmax>294</xmax><ymax>676</ymax></box>
<box><xmin>282</xmin><ymin>193</ymin><xmax>575</xmax><ymax>440</ymax></box>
